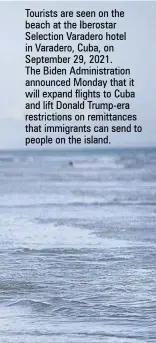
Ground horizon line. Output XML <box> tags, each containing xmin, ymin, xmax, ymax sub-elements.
<box><xmin>0</xmin><ymin>146</ymin><xmax>156</xmax><ymax>152</ymax></box>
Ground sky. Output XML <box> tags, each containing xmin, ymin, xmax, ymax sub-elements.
<box><xmin>0</xmin><ymin>1</ymin><xmax>155</xmax><ymax>149</ymax></box>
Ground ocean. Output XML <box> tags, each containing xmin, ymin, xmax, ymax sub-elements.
<box><xmin>0</xmin><ymin>148</ymin><xmax>156</xmax><ymax>343</ymax></box>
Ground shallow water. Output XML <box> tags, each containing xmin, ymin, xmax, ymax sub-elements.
<box><xmin>0</xmin><ymin>148</ymin><xmax>156</xmax><ymax>342</ymax></box>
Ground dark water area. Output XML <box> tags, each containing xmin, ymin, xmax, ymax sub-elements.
<box><xmin>0</xmin><ymin>148</ymin><xmax>156</xmax><ymax>342</ymax></box>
